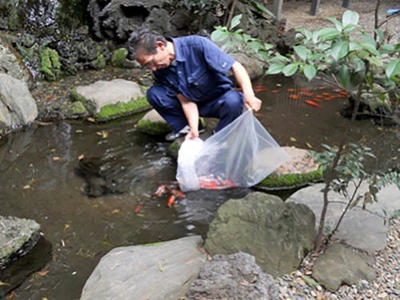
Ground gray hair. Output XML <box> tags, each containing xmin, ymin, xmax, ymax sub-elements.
<box><xmin>127</xmin><ymin>28</ymin><xmax>167</xmax><ymax>60</ymax></box>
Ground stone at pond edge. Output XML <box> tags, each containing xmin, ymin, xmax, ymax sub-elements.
<box><xmin>256</xmin><ymin>166</ymin><xmax>323</xmax><ymax>190</ymax></box>
<box><xmin>0</xmin><ymin>216</ymin><xmax>41</xmax><ymax>269</ymax></box>
<box><xmin>70</xmin><ymin>79</ymin><xmax>151</xmax><ymax>121</ymax></box>
<box><xmin>64</xmin><ymin>101</ymin><xmax>88</xmax><ymax>119</ymax></box>
<box><xmin>312</xmin><ymin>243</ymin><xmax>376</xmax><ymax>291</ymax></box>
<box><xmin>186</xmin><ymin>252</ymin><xmax>279</xmax><ymax>299</ymax></box>
<box><xmin>0</xmin><ymin>73</ymin><xmax>38</xmax><ymax>131</ymax></box>
<box><xmin>80</xmin><ymin>235</ymin><xmax>207</xmax><ymax>300</ymax></box>
<box><xmin>204</xmin><ymin>192</ymin><xmax>316</xmax><ymax>277</ymax></box>
<box><xmin>136</xmin><ymin>109</ymin><xmax>171</xmax><ymax>136</ymax></box>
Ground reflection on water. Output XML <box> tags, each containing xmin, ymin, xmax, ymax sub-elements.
<box><xmin>0</xmin><ymin>75</ymin><xmax>399</xmax><ymax>299</ymax></box>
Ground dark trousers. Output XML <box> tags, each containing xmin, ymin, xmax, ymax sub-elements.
<box><xmin>146</xmin><ymin>86</ymin><xmax>244</xmax><ymax>132</ymax></box>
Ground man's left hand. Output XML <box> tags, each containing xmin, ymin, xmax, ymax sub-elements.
<box><xmin>244</xmin><ymin>94</ymin><xmax>262</xmax><ymax>111</ymax></box>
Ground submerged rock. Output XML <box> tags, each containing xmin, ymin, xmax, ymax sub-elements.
<box><xmin>204</xmin><ymin>192</ymin><xmax>316</xmax><ymax>277</ymax></box>
<box><xmin>81</xmin><ymin>235</ymin><xmax>207</xmax><ymax>300</ymax></box>
<box><xmin>186</xmin><ymin>252</ymin><xmax>279</xmax><ymax>300</ymax></box>
<box><xmin>312</xmin><ymin>243</ymin><xmax>376</xmax><ymax>291</ymax></box>
<box><xmin>0</xmin><ymin>216</ymin><xmax>41</xmax><ymax>269</ymax></box>
<box><xmin>71</xmin><ymin>79</ymin><xmax>150</xmax><ymax>121</ymax></box>
<box><xmin>0</xmin><ymin>73</ymin><xmax>38</xmax><ymax>132</ymax></box>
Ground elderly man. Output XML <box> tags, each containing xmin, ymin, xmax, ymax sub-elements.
<box><xmin>127</xmin><ymin>29</ymin><xmax>261</xmax><ymax>141</ymax></box>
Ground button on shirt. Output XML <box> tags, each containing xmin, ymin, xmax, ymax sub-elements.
<box><xmin>153</xmin><ymin>36</ymin><xmax>235</xmax><ymax>103</ymax></box>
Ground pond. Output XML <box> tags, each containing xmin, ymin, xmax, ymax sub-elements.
<box><xmin>1</xmin><ymin>74</ymin><xmax>399</xmax><ymax>299</ymax></box>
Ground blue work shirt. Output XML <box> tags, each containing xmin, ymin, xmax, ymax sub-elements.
<box><xmin>153</xmin><ymin>35</ymin><xmax>235</xmax><ymax>103</ymax></box>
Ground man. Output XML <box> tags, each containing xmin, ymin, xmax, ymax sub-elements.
<box><xmin>127</xmin><ymin>29</ymin><xmax>261</xmax><ymax>141</ymax></box>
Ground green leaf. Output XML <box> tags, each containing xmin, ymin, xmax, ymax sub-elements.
<box><xmin>330</xmin><ymin>41</ymin><xmax>349</xmax><ymax>60</ymax></box>
<box><xmin>366</xmin><ymin>56</ymin><xmax>383</xmax><ymax>67</ymax></box>
<box><xmin>339</xmin><ymin>64</ymin><xmax>351</xmax><ymax>89</ymax></box>
<box><xmin>349</xmin><ymin>42</ymin><xmax>362</xmax><ymax>51</ymax></box>
<box><xmin>375</xmin><ymin>29</ymin><xmax>385</xmax><ymax>44</ymax></box>
<box><xmin>385</xmin><ymin>60</ymin><xmax>400</xmax><ymax>78</ymax></box>
<box><xmin>343</xmin><ymin>24</ymin><xmax>359</xmax><ymax>33</ymax></box>
<box><xmin>360</xmin><ymin>42</ymin><xmax>379</xmax><ymax>56</ymax></box>
<box><xmin>211</xmin><ymin>29</ymin><xmax>229</xmax><ymax>42</ymax></box>
<box><xmin>326</xmin><ymin>17</ymin><xmax>343</xmax><ymax>32</ymax></box>
<box><xmin>250</xmin><ymin>1</ymin><xmax>275</xmax><ymax>18</ymax></box>
<box><xmin>230</xmin><ymin>14</ymin><xmax>242</xmax><ymax>29</ymax></box>
<box><xmin>314</xmin><ymin>28</ymin><xmax>340</xmax><ymax>41</ymax></box>
<box><xmin>293</xmin><ymin>45</ymin><xmax>310</xmax><ymax>61</ymax></box>
<box><xmin>296</xmin><ymin>28</ymin><xmax>312</xmax><ymax>40</ymax></box>
<box><xmin>342</xmin><ymin>10</ymin><xmax>359</xmax><ymax>27</ymax></box>
<box><xmin>282</xmin><ymin>63</ymin><xmax>299</xmax><ymax>76</ymax></box>
<box><xmin>304</xmin><ymin>64</ymin><xmax>317</xmax><ymax>81</ymax></box>
<box><xmin>266</xmin><ymin>63</ymin><xmax>285</xmax><ymax>75</ymax></box>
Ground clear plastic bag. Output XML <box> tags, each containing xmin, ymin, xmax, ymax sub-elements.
<box><xmin>177</xmin><ymin>110</ymin><xmax>289</xmax><ymax>191</ymax></box>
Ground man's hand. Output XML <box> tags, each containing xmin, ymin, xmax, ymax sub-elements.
<box><xmin>185</xmin><ymin>128</ymin><xmax>199</xmax><ymax>140</ymax></box>
<box><xmin>231</xmin><ymin>62</ymin><xmax>262</xmax><ymax>112</ymax></box>
<box><xmin>244</xmin><ymin>94</ymin><xmax>262</xmax><ymax>111</ymax></box>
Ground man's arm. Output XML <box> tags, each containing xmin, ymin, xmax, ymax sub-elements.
<box><xmin>177</xmin><ymin>94</ymin><xmax>199</xmax><ymax>139</ymax></box>
<box><xmin>231</xmin><ymin>61</ymin><xmax>262</xmax><ymax>111</ymax></box>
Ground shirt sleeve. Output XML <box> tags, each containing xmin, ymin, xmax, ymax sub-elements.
<box><xmin>200</xmin><ymin>37</ymin><xmax>235</xmax><ymax>74</ymax></box>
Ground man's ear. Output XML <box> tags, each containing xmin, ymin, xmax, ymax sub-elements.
<box><xmin>156</xmin><ymin>40</ymin><xmax>165</xmax><ymax>49</ymax></box>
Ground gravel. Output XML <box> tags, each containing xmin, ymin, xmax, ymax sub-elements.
<box><xmin>276</xmin><ymin>218</ymin><xmax>400</xmax><ymax>299</ymax></box>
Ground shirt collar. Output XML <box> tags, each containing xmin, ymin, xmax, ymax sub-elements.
<box><xmin>170</xmin><ymin>37</ymin><xmax>185</xmax><ymax>62</ymax></box>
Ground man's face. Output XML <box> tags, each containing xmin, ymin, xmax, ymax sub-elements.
<box><xmin>137</xmin><ymin>41</ymin><xmax>170</xmax><ymax>71</ymax></box>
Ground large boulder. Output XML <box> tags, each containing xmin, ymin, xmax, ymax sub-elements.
<box><xmin>204</xmin><ymin>192</ymin><xmax>316</xmax><ymax>277</ymax></box>
<box><xmin>0</xmin><ymin>216</ymin><xmax>41</xmax><ymax>269</ymax></box>
<box><xmin>229</xmin><ymin>52</ymin><xmax>265</xmax><ymax>81</ymax></box>
<box><xmin>312</xmin><ymin>243</ymin><xmax>376</xmax><ymax>291</ymax></box>
<box><xmin>286</xmin><ymin>183</ymin><xmax>400</xmax><ymax>252</ymax></box>
<box><xmin>0</xmin><ymin>32</ymin><xmax>33</xmax><ymax>87</ymax></box>
<box><xmin>186</xmin><ymin>252</ymin><xmax>279</xmax><ymax>299</ymax></box>
<box><xmin>0</xmin><ymin>73</ymin><xmax>38</xmax><ymax>131</ymax></box>
<box><xmin>81</xmin><ymin>236</ymin><xmax>207</xmax><ymax>300</ymax></box>
<box><xmin>71</xmin><ymin>79</ymin><xmax>150</xmax><ymax>121</ymax></box>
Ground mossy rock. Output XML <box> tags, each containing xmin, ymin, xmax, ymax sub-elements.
<box><xmin>136</xmin><ymin>119</ymin><xmax>172</xmax><ymax>136</ymax></box>
<box><xmin>256</xmin><ymin>166</ymin><xmax>323</xmax><ymax>191</ymax></box>
<box><xmin>168</xmin><ymin>138</ymin><xmax>185</xmax><ymax>158</ymax></box>
<box><xmin>93</xmin><ymin>97</ymin><xmax>151</xmax><ymax>122</ymax></box>
<box><xmin>65</xmin><ymin>101</ymin><xmax>88</xmax><ymax>118</ymax></box>
<box><xmin>111</xmin><ymin>48</ymin><xmax>128</xmax><ymax>68</ymax></box>
<box><xmin>39</xmin><ymin>47</ymin><xmax>61</xmax><ymax>81</ymax></box>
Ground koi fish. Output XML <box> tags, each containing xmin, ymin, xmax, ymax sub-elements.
<box><xmin>134</xmin><ymin>204</ymin><xmax>142</xmax><ymax>214</ymax></box>
<box><xmin>271</xmin><ymin>89</ymin><xmax>280</xmax><ymax>93</ymax></box>
<box><xmin>289</xmin><ymin>94</ymin><xmax>300</xmax><ymax>100</ymax></box>
<box><xmin>167</xmin><ymin>195</ymin><xmax>176</xmax><ymax>207</ymax></box>
<box><xmin>287</xmin><ymin>88</ymin><xmax>296</xmax><ymax>92</ymax></box>
<box><xmin>198</xmin><ymin>177</ymin><xmax>238</xmax><ymax>189</ymax></box>
<box><xmin>254</xmin><ymin>85</ymin><xmax>267</xmax><ymax>93</ymax></box>
<box><xmin>155</xmin><ymin>184</ymin><xmax>166</xmax><ymax>197</ymax></box>
<box><xmin>305</xmin><ymin>100</ymin><xmax>321</xmax><ymax>108</ymax></box>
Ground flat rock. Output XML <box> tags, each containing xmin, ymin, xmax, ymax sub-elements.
<box><xmin>81</xmin><ymin>235</ymin><xmax>207</xmax><ymax>300</ymax></box>
<box><xmin>0</xmin><ymin>216</ymin><xmax>41</xmax><ymax>269</ymax></box>
<box><xmin>0</xmin><ymin>73</ymin><xmax>38</xmax><ymax>130</ymax></box>
<box><xmin>257</xmin><ymin>147</ymin><xmax>322</xmax><ymax>190</ymax></box>
<box><xmin>204</xmin><ymin>192</ymin><xmax>316</xmax><ymax>277</ymax></box>
<box><xmin>313</xmin><ymin>243</ymin><xmax>376</xmax><ymax>291</ymax></box>
<box><xmin>186</xmin><ymin>252</ymin><xmax>279</xmax><ymax>300</ymax></box>
<box><xmin>75</xmin><ymin>79</ymin><xmax>145</xmax><ymax>112</ymax></box>
<box><xmin>287</xmin><ymin>183</ymin><xmax>400</xmax><ymax>252</ymax></box>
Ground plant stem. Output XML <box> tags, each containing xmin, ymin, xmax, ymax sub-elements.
<box><xmin>328</xmin><ymin>178</ymin><xmax>363</xmax><ymax>242</ymax></box>
<box><xmin>351</xmin><ymin>63</ymin><xmax>369</xmax><ymax>122</ymax></box>
<box><xmin>315</xmin><ymin>142</ymin><xmax>345</xmax><ymax>251</ymax></box>
<box><xmin>226</xmin><ymin>0</ymin><xmax>238</xmax><ymax>29</ymax></box>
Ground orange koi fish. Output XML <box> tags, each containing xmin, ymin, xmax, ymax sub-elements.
<box><xmin>289</xmin><ymin>94</ymin><xmax>300</xmax><ymax>100</ymax></box>
<box><xmin>134</xmin><ymin>204</ymin><xmax>143</xmax><ymax>214</ymax></box>
<box><xmin>254</xmin><ymin>85</ymin><xmax>267</xmax><ymax>93</ymax></box>
<box><xmin>167</xmin><ymin>195</ymin><xmax>176</xmax><ymax>207</ymax></box>
<box><xmin>305</xmin><ymin>100</ymin><xmax>321</xmax><ymax>108</ymax></box>
<box><xmin>155</xmin><ymin>184</ymin><xmax>166</xmax><ymax>197</ymax></box>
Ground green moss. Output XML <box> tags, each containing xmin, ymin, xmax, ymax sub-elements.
<box><xmin>136</xmin><ymin>119</ymin><xmax>172</xmax><ymax>136</ymax></box>
<box><xmin>93</xmin><ymin>53</ymin><xmax>106</xmax><ymax>70</ymax></box>
<box><xmin>257</xmin><ymin>166</ymin><xmax>323</xmax><ymax>190</ymax></box>
<box><xmin>142</xmin><ymin>241</ymin><xmax>166</xmax><ymax>247</ymax></box>
<box><xmin>39</xmin><ymin>47</ymin><xmax>61</xmax><ymax>81</ymax></box>
<box><xmin>70</xmin><ymin>88</ymin><xmax>87</xmax><ymax>102</ymax></box>
<box><xmin>93</xmin><ymin>97</ymin><xmax>151</xmax><ymax>121</ymax></box>
<box><xmin>111</xmin><ymin>48</ymin><xmax>128</xmax><ymax>68</ymax></box>
<box><xmin>67</xmin><ymin>101</ymin><xmax>87</xmax><ymax>116</ymax></box>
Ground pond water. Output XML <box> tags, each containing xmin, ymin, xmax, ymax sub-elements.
<box><xmin>1</xmin><ymin>74</ymin><xmax>399</xmax><ymax>299</ymax></box>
